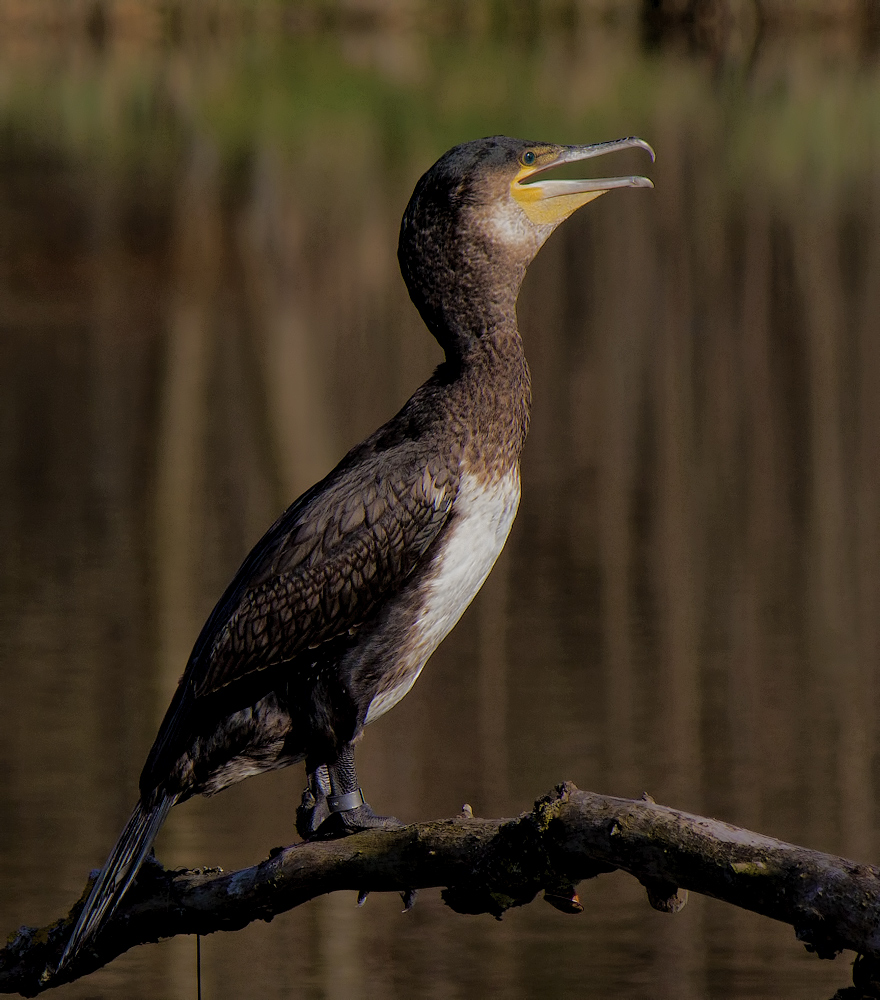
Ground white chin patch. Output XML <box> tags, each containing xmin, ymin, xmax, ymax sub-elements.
<box><xmin>482</xmin><ymin>201</ymin><xmax>549</xmax><ymax>250</ymax></box>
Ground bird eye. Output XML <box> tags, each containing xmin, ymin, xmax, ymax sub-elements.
<box><xmin>522</xmin><ymin>150</ymin><xmax>536</xmax><ymax>166</ymax></box>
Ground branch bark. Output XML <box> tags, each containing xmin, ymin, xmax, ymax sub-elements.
<box><xmin>3</xmin><ymin>782</ymin><xmax>880</xmax><ymax>997</ymax></box>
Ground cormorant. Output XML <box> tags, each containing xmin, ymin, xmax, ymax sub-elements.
<box><xmin>57</xmin><ymin>135</ymin><xmax>653</xmax><ymax>971</ymax></box>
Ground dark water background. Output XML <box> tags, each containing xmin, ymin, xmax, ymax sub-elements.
<box><xmin>2</xmin><ymin>2</ymin><xmax>880</xmax><ymax>997</ymax></box>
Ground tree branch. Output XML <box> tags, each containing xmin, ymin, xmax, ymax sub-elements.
<box><xmin>3</xmin><ymin>783</ymin><xmax>880</xmax><ymax>997</ymax></box>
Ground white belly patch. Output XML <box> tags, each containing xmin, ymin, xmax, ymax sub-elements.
<box><xmin>364</xmin><ymin>466</ymin><xmax>520</xmax><ymax>724</ymax></box>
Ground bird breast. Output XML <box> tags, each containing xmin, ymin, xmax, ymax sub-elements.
<box><xmin>363</xmin><ymin>464</ymin><xmax>521</xmax><ymax>725</ymax></box>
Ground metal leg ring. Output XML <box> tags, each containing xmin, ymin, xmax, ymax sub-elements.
<box><xmin>327</xmin><ymin>788</ymin><xmax>366</xmax><ymax>813</ymax></box>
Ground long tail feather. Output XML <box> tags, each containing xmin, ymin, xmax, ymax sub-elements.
<box><xmin>56</xmin><ymin>796</ymin><xmax>176</xmax><ymax>973</ymax></box>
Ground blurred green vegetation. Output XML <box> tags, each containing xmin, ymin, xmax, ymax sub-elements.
<box><xmin>1</xmin><ymin>0</ymin><xmax>878</xmax><ymax>192</ymax></box>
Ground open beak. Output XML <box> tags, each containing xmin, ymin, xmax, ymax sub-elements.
<box><xmin>512</xmin><ymin>137</ymin><xmax>655</xmax><ymax>226</ymax></box>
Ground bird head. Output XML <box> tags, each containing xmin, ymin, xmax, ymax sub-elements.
<box><xmin>398</xmin><ymin>135</ymin><xmax>654</xmax><ymax>352</ymax></box>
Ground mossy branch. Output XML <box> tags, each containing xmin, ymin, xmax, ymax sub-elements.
<box><xmin>3</xmin><ymin>783</ymin><xmax>880</xmax><ymax>997</ymax></box>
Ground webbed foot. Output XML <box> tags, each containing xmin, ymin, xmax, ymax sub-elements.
<box><xmin>310</xmin><ymin>802</ymin><xmax>405</xmax><ymax>840</ymax></box>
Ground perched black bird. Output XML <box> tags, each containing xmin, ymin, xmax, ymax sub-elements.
<box><xmin>57</xmin><ymin>135</ymin><xmax>653</xmax><ymax>971</ymax></box>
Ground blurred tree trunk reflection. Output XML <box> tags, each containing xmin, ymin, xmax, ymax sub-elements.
<box><xmin>153</xmin><ymin>136</ymin><xmax>224</xmax><ymax>997</ymax></box>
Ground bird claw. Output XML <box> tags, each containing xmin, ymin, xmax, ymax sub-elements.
<box><xmin>296</xmin><ymin>789</ymin><xmax>331</xmax><ymax>840</ymax></box>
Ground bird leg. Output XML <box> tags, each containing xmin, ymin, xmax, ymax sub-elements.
<box><xmin>307</xmin><ymin>744</ymin><xmax>405</xmax><ymax>840</ymax></box>
<box><xmin>295</xmin><ymin>764</ymin><xmax>332</xmax><ymax>839</ymax></box>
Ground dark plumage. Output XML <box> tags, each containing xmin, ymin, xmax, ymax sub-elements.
<box><xmin>56</xmin><ymin>135</ymin><xmax>652</xmax><ymax>973</ymax></box>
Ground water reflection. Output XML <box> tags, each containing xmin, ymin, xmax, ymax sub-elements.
<box><xmin>1</xmin><ymin>6</ymin><xmax>880</xmax><ymax>999</ymax></box>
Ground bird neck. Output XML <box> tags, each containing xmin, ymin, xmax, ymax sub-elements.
<box><xmin>398</xmin><ymin>197</ymin><xmax>533</xmax><ymax>468</ymax></box>
<box><xmin>398</xmin><ymin>187</ymin><xmax>534</xmax><ymax>361</ymax></box>
<box><xmin>406</xmin><ymin>251</ymin><xmax>528</xmax><ymax>360</ymax></box>
<box><xmin>441</xmin><ymin>315</ymin><xmax>532</xmax><ymax>478</ymax></box>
